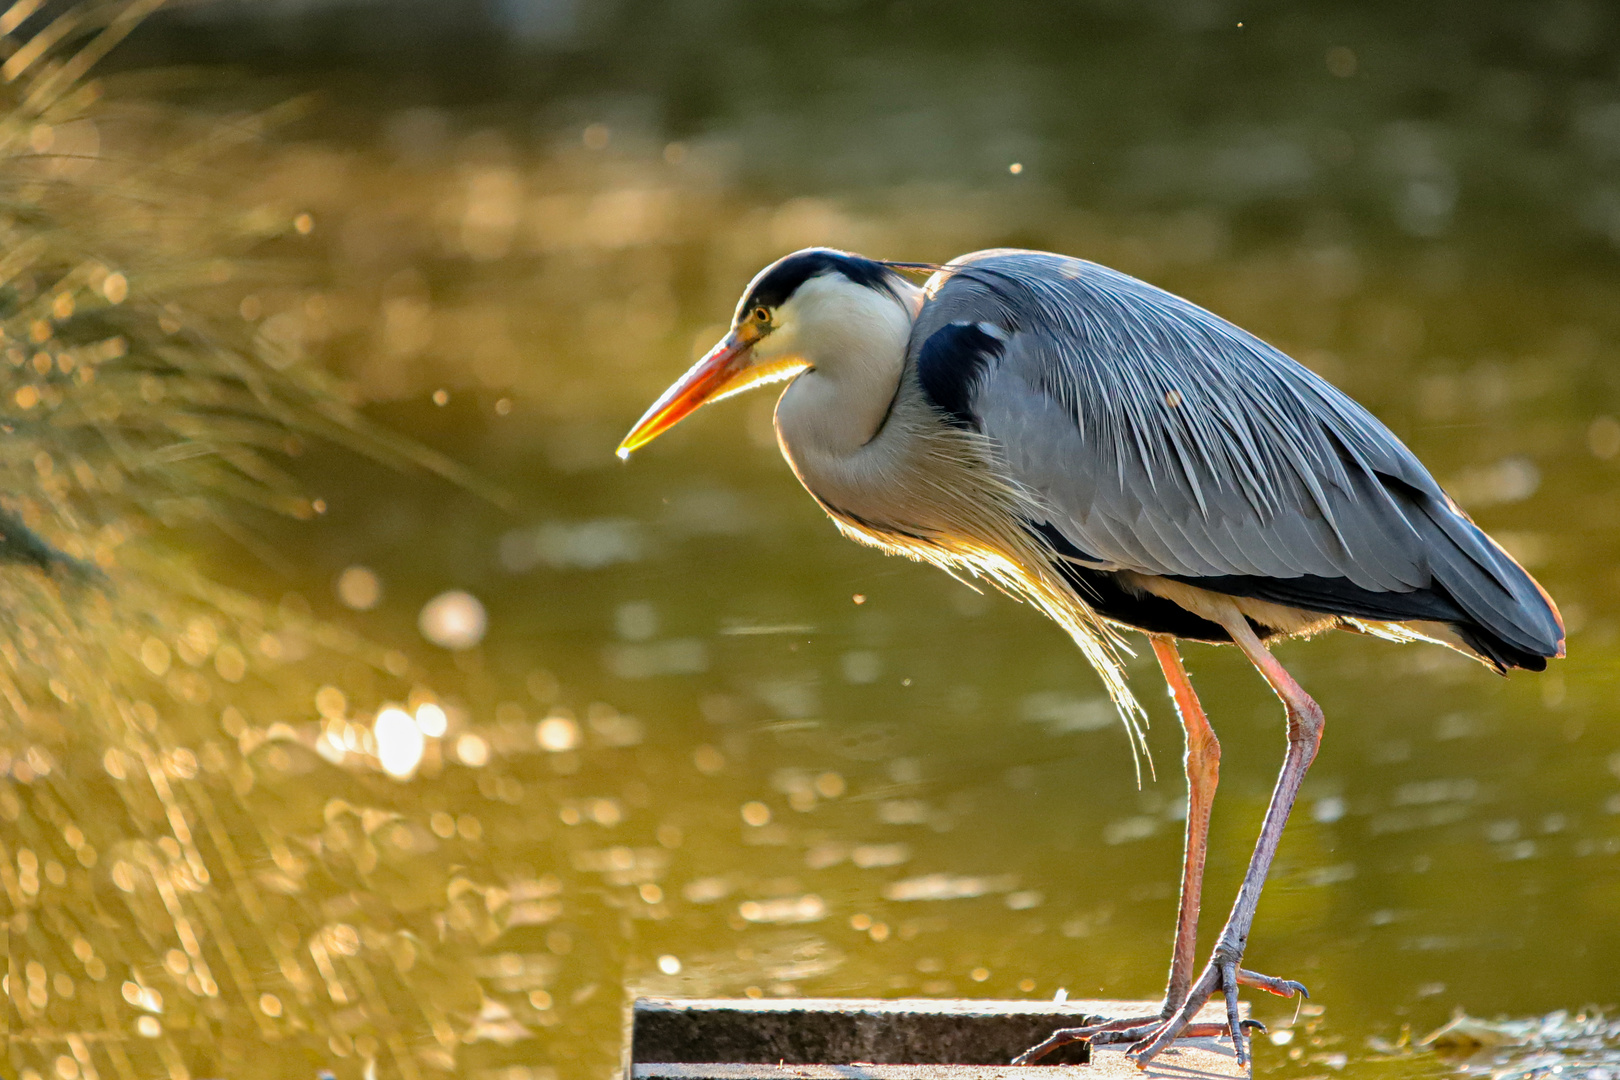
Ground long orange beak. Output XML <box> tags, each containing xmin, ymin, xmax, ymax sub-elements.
<box><xmin>617</xmin><ymin>329</ymin><xmax>755</xmax><ymax>459</ymax></box>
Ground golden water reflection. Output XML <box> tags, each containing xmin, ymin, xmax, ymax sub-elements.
<box><xmin>4</xmin><ymin>23</ymin><xmax>1620</xmax><ymax>1080</ymax></box>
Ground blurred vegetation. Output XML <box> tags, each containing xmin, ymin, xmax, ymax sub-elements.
<box><xmin>0</xmin><ymin>5</ymin><xmax>515</xmax><ymax>1079</ymax></box>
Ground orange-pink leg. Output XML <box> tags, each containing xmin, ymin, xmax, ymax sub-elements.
<box><xmin>1014</xmin><ymin>636</ymin><xmax>1233</xmax><ymax>1063</ymax></box>
<box><xmin>1156</xmin><ymin>636</ymin><xmax>1221</xmax><ymax>1009</ymax></box>
<box><xmin>1124</xmin><ymin>616</ymin><xmax>1319</xmax><ymax>1068</ymax></box>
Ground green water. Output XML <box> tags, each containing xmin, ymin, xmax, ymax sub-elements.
<box><xmin>6</xmin><ymin>4</ymin><xmax>1620</xmax><ymax>1079</ymax></box>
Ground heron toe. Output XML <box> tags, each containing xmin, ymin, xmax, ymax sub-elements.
<box><xmin>1238</xmin><ymin>967</ymin><xmax>1309</xmax><ymax>1000</ymax></box>
<box><xmin>1010</xmin><ymin>1012</ymin><xmax>1169</xmax><ymax>1065</ymax></box>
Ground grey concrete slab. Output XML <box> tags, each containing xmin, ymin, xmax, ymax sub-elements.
<box><xmin>627</xmin><ymin>997</ymin><xmax>1248</xmax><ymax>1078</ymax></box>
<box><xmin>631</xmin><ymin>1036</ymin><xmax>1243</xmax><ymax>1079</ymax></box>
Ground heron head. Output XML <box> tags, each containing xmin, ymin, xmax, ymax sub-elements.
<box><xmin>617</xmin><ymin>248</ymin><xmax>915</xmax><ymax>458</ymax></box>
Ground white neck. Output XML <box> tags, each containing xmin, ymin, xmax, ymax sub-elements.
<box><xmin>767</xmin><ymin>273</ymin><xmax>924</xmax><ymax>521</ymax></box>
<box><xmin>771</xmin><ymin>275</ymin><xmax>920</xmax><ymax>451</ymax></box>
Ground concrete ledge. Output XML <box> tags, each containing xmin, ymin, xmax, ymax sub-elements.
<box><xmin>628</xmin><ymin>998</ymin><xmax>1247</xmax><ymax>1078</ymax></box>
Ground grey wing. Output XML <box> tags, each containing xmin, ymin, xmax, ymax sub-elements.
<box><xmin>910</xmin><ymin>249</ymin><xmax>1562</xmax><ymax>664</ymax></box>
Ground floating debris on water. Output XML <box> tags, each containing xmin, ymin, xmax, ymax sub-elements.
<box><xmin>1381</xmin><ymin>1010</ymin><xmax>1620</xmax><ymax>1080</ymax></box>
<box><xmin>883</xmin><ymin>873</ymin><xmax>1019</xmax><ymax>902</ymax></box>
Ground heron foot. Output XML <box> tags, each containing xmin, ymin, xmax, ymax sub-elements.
<box><xmin>1013</xmin><ymin>1010</ymin><xmax>1266</xmax><ymax>1067</ymax></box>
<box><xmin>1123</xmin><ymin>962</ymin><xmax>1307</xmax><ymax>1069</ymax></box>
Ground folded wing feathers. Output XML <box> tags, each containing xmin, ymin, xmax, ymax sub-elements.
<box><xmin>920</xmin><ymin>251</ymin><xmax>1562</xmax><ymax>662</ymax></box>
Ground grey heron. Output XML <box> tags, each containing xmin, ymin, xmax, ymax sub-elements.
<box><xmin>617</xmin><ymin>247</ymin><xmax>1564</xmax><ymax>1067</ymax></box>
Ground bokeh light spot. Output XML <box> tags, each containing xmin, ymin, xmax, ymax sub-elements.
<box><xmin>455</xmin><ymin>732</ymin><xmax>490</xmax><ymax>767</ymax></box>
<box><xmin>536</xmin><ymin>713</ymin><xmax>580</xmax><ymax>752</ymax></box>
<box><xmin>336</xmin><ymin>566</ymin><xmax>382</xmax><ymax>610</ymax></box>
<box><xmin>414</xmin><ymin>702</ymin><xmax>447</xmax><ymax>737</ymax></box>
<box><xmin>419</xmin><ymin>590</ymin><xmax>487</xmax><ymax>650</ymax></box>
<box><xmin>374</xmin><ymin>707</ymin><xmax>424</xmax><ymax>779</ymax></box>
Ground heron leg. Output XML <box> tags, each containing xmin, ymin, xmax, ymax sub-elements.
<box><xmin>1011</xmin><ymin>636</ymin><xmax>1221</xmax><ymax>1066</ymax></box>
<box><xmin>1154</xmin><ymin>635</ymin><xmax>1220</xmax><ymax>1012</ymax></box>
<box><xmin>1127</xmin><ymin>617</ymin><xmax>1319</xmax><ymax>1068</ymax></box>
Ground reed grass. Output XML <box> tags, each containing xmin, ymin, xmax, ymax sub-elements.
<box><xmin>0</xmin><ymin>7</ymin><xmax>496</xmax><ymax>1078</ymax></box>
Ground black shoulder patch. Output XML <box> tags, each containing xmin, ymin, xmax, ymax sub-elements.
<box><xmin>916</xmin><ymin>321</ymin><xmax>1007</xmax><ymax>429</ymax></box>
<box><xmin>741</xmin><ymin>248</ymin><xmax>897</xmax><ymax>312</ymax></box>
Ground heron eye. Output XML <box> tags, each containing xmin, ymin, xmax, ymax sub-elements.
<box><xmin>752</xmin><ymin>307</ymin><xmax>770</xmax><ymax>324</ymax></box>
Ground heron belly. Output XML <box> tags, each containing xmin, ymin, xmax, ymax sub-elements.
<box><xmin>1120</xmin><ymin>572</ymin><xmax>1339</xmax><ymax>640</ymax></box>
